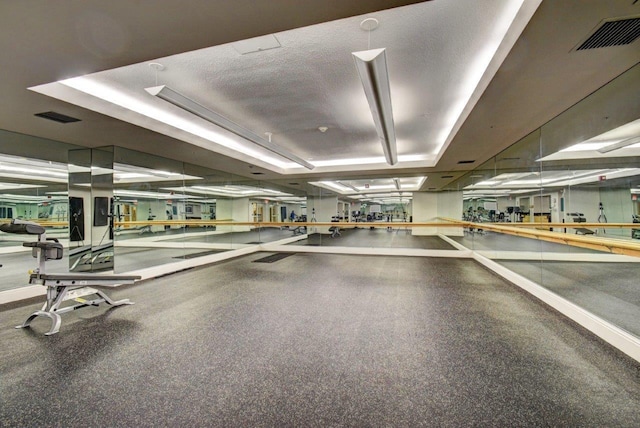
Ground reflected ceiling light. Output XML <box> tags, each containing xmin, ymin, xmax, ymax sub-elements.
<box><xmin>415</xmin><ymin>176</ymin><xmax>427</xmax><ymax>188</ymax></box>
<box><xmin>0</xmin><ymin>194</ymin><xmax>65</xmax><ymax>202</ymax></box>
<box><xmin>393</xmin><ymin>178</ymin><xmax>400</xmax><ymax>190</ymax></box>
<box><xmin>318</xmin><ymin>181</ymin><xmax>351</xmax><ymax>192</ymax></box>
<box><xmin>169</xmin><ymin>185</ymin><xmax>292</xmax><ymax>198</ymax></box>
<box><xmin>0</xmin><ymin>164</ymin><xmax>67</xmax><ymax>178</ymax></box>
<box><xmin>559</xmin><ymin>142</ymin><xmax>611</xmax><ymax>152</ymax></box>
<box><xmin>145</xmin><ymin>85</ymin><xmax>314</xmax><ymax>170</ymax></box>
<box><xmin>352</xmin><ymin>48</ymin><xmax>397</xmax><ymax>166</ymax></box>
<box><xmin>338</xmin><ymin>181</ymin><xmax>360</xmax><ymax>192</ymax></box>
<box><xmin>597</xmin><ymin>136</ymin><xmax>640</xmax><ymax>153</ymax></box>
<box><xmin>0</xmin><ymin>183</ymin><xmax>45</xmax><ymax>191</ymax></box>
<box><xmin>114</xmin><ymin>189</ymin><xmax>191</xmax><ymax>200</ymax></box>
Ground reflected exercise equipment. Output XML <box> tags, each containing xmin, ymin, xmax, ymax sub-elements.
<box><xmin>633</xmin><ymin>215</ymin><xmax>640</xmax><ymax>240</ymax></box>
<box><xmin>0</xmin><ymin>220</ymin><xmax>140</xmax><ymax>335</ymax></box>
<box><xmin>598</xmin><ymin>202</ymin><xmax>608</xmax><ymax>235</ymax></box>
<box><xmin>567</xmin><ymin>213</ymin><xmax>595</xmax><ymax>235</ymax></box>
<box><xmin>69</xmin><ymin>196</ymin><xmax>84</xmax><ymax>243</ymax></box>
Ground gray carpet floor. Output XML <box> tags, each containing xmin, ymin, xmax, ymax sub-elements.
<box><xmin>1</xmin><ymin>253</ymin><xmax>639</xmax><ymax>427</ymax></box>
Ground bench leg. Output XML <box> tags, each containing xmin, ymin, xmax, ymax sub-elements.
<box><xmin>15</xmin><ymin>286</ymin><xmax>133</xmax><ymax>335</ymax></box>
<box><xmin>16</xmin><ymin>310</ymin><xmax>62</xmax><ymax>336</ymax></box>
<box><xmin>95</xmin><ymin>289</ymin><xmax>133</xmax><ymax>307</ymax></box>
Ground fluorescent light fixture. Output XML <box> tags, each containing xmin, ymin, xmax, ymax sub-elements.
<box><xmin>145</xmin><ymin>85</ymin><xmax>314</xmax><ymax>170</ymax></box>
<box><xmin>338</xmin><ymin>181</ymin><xmax>360</xmax><ymax>192</ymax></box>
<box><xmin>164</xmin><ymin>185</ymin><xmax>292</xmax><ymax>198</ymax></box>
<box><xmin>597</xmin><ymin>136</ymin><xmax>640</xmax><ymax>153</ymax></box>
<box><xmin>366</xmin><ymin>184</ymin><xmax>396</xmax><ymax>191</ymax></box>
<box><xmin>0</xmin><ymin>164</ymin><xmax>67</xmax><ymax>178</ymax></box>
<box><xmin>114</xmin><ymin>189</ymin><xmax>191</xmax><ymax>199</ymax></box>
<box><xmin>560</xmin><ymin>142</ymin><xmax>612</xmax><ymax>152</ymax></box>
<box><xmin>0</xmin><ymin>193</ymin><xmax>64</xmax><ymax>202</ymax></box>
<box><xmin>309</xmin><ymin>154</ymin><xmax>427</xmax><ymax>168</ymax></box>
<box><xmin>311</xmin><ymin>176</ymin><xmax>426</xmax><ymax>195</ymax></box>
<box><xmin>0</xmin><ymin>183</ymin><xmax>46</xmax><ymax>191</ymax></box>
<box><xmin>352</xmin><ymin>48</ymin><xmax>397</xmax><ymax>166</ymax></box>
<box><xmin>318</xmin><ymin>181</ymin><xmax>352</xmax><ymax>192</ymax></box>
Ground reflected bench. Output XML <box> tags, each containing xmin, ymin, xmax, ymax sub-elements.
<box><xmin>568</xmin><ymin>213</ymin><xmax>595</xmax><ymax>235</ymax></box>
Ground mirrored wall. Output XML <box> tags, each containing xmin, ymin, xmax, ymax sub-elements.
<box><xmin>451</xmin><ymin>62</ymin><xmax>640</xmax><ymax>339</ymax></box>
<box><xmin>0</xmin><ymin>60</ymin><xmax>637</xmax><ymax>351</ymax></box>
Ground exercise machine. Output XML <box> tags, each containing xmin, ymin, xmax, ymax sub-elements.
<box><xmin>632</xmin><ymin>214</ymin><xmax>640</xmax><ymax>239</ymax></box>
<box><xmin>329</xmin><ymin>217</ymin><xmax>341</xmax><ymax>238</ymax></box>
<box><xmin>291</xmin><ymin>225</ymin><xmax>307</xmax><ymax>235</ymax></box>
<box><xmin>0</xmin><ymin>220</ymin><xmax>141</xmax><ymax>335</ymax></box>
<box><xmin>597</xmin><ymin>202</ymin><xmax>607</xmax><ymax>234</ymax></box>
<box><xmin>567</xmin><ymin>213</ymin><xmax>594</xmax><ymax>235</ymax></box>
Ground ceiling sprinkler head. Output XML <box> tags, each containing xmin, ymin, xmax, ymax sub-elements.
<box><xmin>318</xmin><ymin>126</ymin><xmax>328</xmax><ymax>133</ymax></box>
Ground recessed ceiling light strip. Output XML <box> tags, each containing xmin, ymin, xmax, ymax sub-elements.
<box><xmin>145</xmin><ymin>85</ymin><xmax>314</xmax><ymax>170</ymax></box>
<box><xmin>597</xmin><ymin>136</ymin><xmax>640</xmax><ymax>153</ymax></box>
<box><xmin>337</xmin><ymin>181</ymin><xmax>360</xmax><ymax>192</ymax></box>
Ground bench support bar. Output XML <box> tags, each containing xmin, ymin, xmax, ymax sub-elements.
<box><xmin>16</xmin><ymin>279</ymin><xmax>135</xmax><ymax>335</ymax></box>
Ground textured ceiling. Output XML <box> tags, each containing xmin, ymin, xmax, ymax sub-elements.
<box><xmin>30</xmin><ymin>1</ymin><xmax>538</xmax><ymax>175</ymax></box>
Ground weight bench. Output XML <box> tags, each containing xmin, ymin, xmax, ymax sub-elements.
<box><xmin>329</xmin><ymin>225</ymin><xmax>341</xmax><ymax>238</ymax></box>
<box><xmin>0</xmin><ymin>220</ymin><xmax>140</xmax><ymax>335</ymax></box>
<box><xmin>575</xmin><ymin>227</ymin><xmax>595</xmax><ymax>235</ymax></box>
<box><xmin>292</xmin><ymin>225</ymin><xmax>307</xmax><ymax>236</ymax></box>
<box><xmin>568</xmin><ymin>213</ymin><xmax>595</xmax><ymax>235</ymax></box>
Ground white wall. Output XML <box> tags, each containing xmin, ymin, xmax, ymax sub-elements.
<box><xmin>437</xmin><ymin>191</ymin><xmax>464</xmax><ymax>236</ymax></box>
<box><xmin>412</xmin><ymin>193</ymin><xmax>438</xmax><ymax>235</ymax></box>
<box><xmin>137</xmin><ymin>200</ymin><xmax>166</xmax><ymax>233</ymax></box>
<box><xmin>234</xmin><ymin>197</ymin><xmax>250</xmax><ymax>232</ymax></box>
<box><xmin>307</xmin><ymin>195</ymin><xmax>338</xmax><ymax>234</ymax></box>
<box><xmin>412</xmin><ymin>191</ymin><xmax>463</xmax><ymax>236</ymax></box>
<box><xmin>599</xmin><ymin>188</ymin><xmax>635</xmax><ymax>238</ymax></box>
<box><xmin>496</xmin><ymin>197</ymin><xmax>511</xmax><ymax>213</ymax></box>
<box><xmin>563</xmin><ymin>188</ymin><xmax>600</xmax><ymax>233</ymax></box>
<box><xmin>216</xmin><ymin>197</ymin><xmax>250</xmax><ymax>232</ymax></box>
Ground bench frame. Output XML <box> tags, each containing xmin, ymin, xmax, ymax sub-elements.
<box><xmin>17</xmin><ymin>273</ymin><xmax>138</xmax><ymax>335</ymax></box>
<box><xmin>1</xmin><ymin>220</ymin><xmax>140</xmax><ymax>335</ymax></box>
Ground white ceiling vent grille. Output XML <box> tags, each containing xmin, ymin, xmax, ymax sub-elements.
<box><xmin>575</xmin><ymin>16</ymin><xmax>640</xmax><ymax>50</ymax></box>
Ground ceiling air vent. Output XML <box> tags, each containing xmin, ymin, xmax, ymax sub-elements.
<box><xmin>35</xmin><ymin>111</ymin><xmax>81</xmax><ymax>124</ymax></box>
<box><xmin>575</xmin><ymin>16</ymin><xmax>640</xmax><ymax>50</ymax></box>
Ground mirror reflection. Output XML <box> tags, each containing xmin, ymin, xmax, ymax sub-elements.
<box><xmin>0</xmin><ymin>60</ymin><xmax>638</xmax><ymax>349</ymax></box>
